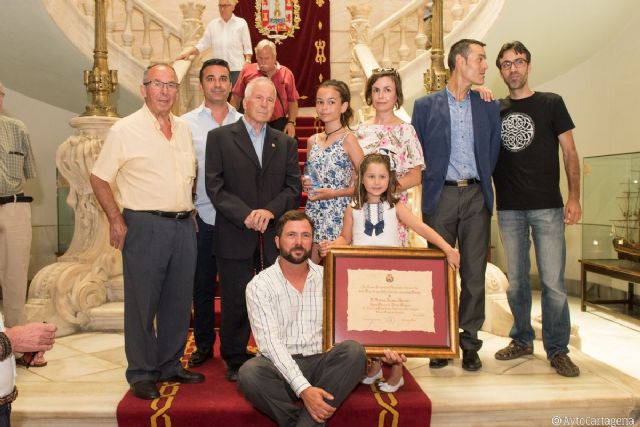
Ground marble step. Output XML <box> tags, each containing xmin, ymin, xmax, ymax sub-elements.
<box><xmin>86</xmin><ymin>302</ymin><xmax>123</xmax><ymax>332</ymax></box>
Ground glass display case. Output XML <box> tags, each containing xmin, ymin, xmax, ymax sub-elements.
<box><xmin>581</xmin><ymin>152</ymin><xmax>640</xmax><ymax>315</ymax></box>
<box><xmin>582</xmin><ymin>152</ymin><xmax>640</xmax><ymax>261</ymax></box>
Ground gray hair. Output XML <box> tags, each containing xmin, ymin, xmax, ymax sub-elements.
<box><xmin>245</xmin><ymin>76</ymin><xmax>276</xmax><ymax>99</ymax></box>
<box><xmin>142</xmin><ymin>63</ymin><xmax>177</xmax><ymax>83</ymax></box>
<box><xmin>255</xmin><ymin>39</ymin><xmax>276</xmax><ymax>56</ymax></box>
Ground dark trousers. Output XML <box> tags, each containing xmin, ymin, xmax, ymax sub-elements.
<box><xmin>423</xmin><ymin>184</ymin><xmax>489</xmax><ymax>351</ymax></box>
<box><xmin>217</xmin><ymin>246</ymin><xmax>276</xmax><ymax>368</ymax></box>
<box><xmin>268</xmin><ymin>117</ymin><xmax>288</xmax><ymax>132</ymax></box>
<box><xmin>122</xmin><ymin>210</ymin><xmax>197</xmax><ymax>384</ymax></box>
<box><xmin>193</xmin><ymin>215</ymin><xmax>218</xmax><ymax>349</ymax></box>
<box><xmin>0</xmin><ymin>403</ymin><xmax>10</xmax><ymax>427</ymax></box>
<box><xmin>238</xmin><ymin>340</ymin><xmax>367</xmax><ymax>427</ymax></box>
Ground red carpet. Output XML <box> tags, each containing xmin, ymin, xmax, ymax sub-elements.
<box><xmin>117</xmin><ymin>331</ymin><xmax>431</xmax><ymax>426</ymax></box>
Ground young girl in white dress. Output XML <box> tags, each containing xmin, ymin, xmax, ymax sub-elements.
<box><xmin>319</xmin><ymin>153</ymin><xmax>460</xmax><ymax>392</ymax></box>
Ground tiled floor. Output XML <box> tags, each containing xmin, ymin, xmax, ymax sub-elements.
<box><xmin>11</xmin><ymin>294</ymin><xmax>640</xmax><ymax>426</ymax></box>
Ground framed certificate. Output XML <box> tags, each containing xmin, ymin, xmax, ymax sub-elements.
<box><xmin>323</xmin><ymin>246</ymin><xmax>459</xmax><ymax>358</ymax></box>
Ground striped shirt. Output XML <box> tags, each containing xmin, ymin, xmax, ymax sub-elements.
<box><xmin>0</xmin><ymin>116</ymin><xmax>36</xmax><ymax>196</ymax></box>
<box><xmin>246</xmin><ymin>257</ymin><xmax>324</xmax><ymax>396</ymax></box>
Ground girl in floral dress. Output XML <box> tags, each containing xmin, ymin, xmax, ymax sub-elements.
<box><xmin>304</xmin><ymin>80</ymin><xmax>364</xmax><ymax>263</ymax></box>
<box><xmin>354</xmin><ymin>68</ymin><xmax>425</xmax><ymax>246</ymax></box>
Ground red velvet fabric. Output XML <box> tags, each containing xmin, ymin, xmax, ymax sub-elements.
<box><xmin>234</xmin><ymin>1</ymin><xmax>331</xmax><ymax>108</ymax></box>
<box><xmin>116</xmin><ymin>331</ymin><xmax>431</xmax><ymax>426</ymax></box>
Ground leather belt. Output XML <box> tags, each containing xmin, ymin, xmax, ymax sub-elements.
<box><xmin>444</xmin><ymin>178</ymin><xmax>480</xmax><ymax>187</ymax></box>
<box><xmin>0</xmin><ymin>387</ymin><xmax>17</xmax><ymax>405</ymax></box>
<box><xmin>0</xmin><ymin>193</ymin><xmax>33</xmax><ymax>205</ymax></box>
<box><xmin>140</xmin><ymin>210</ymin><xmax>193</xmax><ymax>219</ymax></box>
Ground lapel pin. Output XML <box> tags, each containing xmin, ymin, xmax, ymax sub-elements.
<box><xmin>271</xmin><ymin>143</ymin><xmax>276</xmax><ymax>148</ymax></box>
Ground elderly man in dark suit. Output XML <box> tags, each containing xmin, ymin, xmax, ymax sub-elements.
<box><xmin>205</xmin><ymin>76</ymin><xmax>301</xmax><ymax>381</ymax></box>
<box><xmin>411</xmin><ymin>39</ymin><xmax>501</xmax><ymax>372</ymax></box>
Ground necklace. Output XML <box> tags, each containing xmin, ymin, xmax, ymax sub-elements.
<box><xmin>324</xmin><ymin>126</ymin><xmax>343</xmax><ymax>137</ymax></box>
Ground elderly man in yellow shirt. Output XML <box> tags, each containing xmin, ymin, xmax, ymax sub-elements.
<box><xmin>90</xmin><ymin>63</ymin><xmax>203</xmax><ymax>400</ymax></box>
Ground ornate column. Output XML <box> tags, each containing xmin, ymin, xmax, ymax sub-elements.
<box><xmin>424</xmin><ymin>0</ymin><xmax>449</xmax><ymax>93</ymax></box>
<box><xmin>347</xmin><ymin>2</ymin><xmax>372</xmax><ymax>123</ymax></box>
<box><xmin>24</xmin><ymin>0</ymin><xmax>122</xmax><ymax>336</ymax></box>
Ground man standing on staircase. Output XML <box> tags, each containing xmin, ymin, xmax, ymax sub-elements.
<box><xmin>492</xmin><ymin>41</ymin><xmax>581</xmax><ymax>377</ymax></box>
<box><xmin>231</xmin><ymin>39</ymin><xmax>299</xmax><ymax>138</ymax></box>
<box><xmin>181</xmin><ymin>58</ymin><xmax>243</xmax><ymax>368</ymax></box>
<box><xmin>205</xmin><ymin>76</ymin><xmax>301</xmax><ymax>382</ymax></box>
<box><xmin>91</xmin><ymin>63</ymin><xmax>204</xmax><ymax>400</ymax></box>
<box><xmin>411</xmin><ymin>39</ymin><xmax>501</xmax><ymax>372</ymax></box>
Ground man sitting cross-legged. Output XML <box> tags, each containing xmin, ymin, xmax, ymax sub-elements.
<box><xmin>238</xmin><ymin>210</ymin><xmax>367</xmax><ymax>426</ymax></box>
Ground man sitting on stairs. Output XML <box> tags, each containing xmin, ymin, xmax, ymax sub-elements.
<box><xmin>239</xmin><ymin>210</ymin><xmax>367</xmax><ymax>426</ymax></box>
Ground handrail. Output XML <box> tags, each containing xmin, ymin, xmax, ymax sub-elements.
<box><xmin>370</xmin><ymin>0</ymin><xmax>424</xmax><ymax>39</ymax></box>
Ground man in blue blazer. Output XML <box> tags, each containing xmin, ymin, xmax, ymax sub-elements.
<box><xmin>205</xmin><ymin>77</ymin><xmax>301</xmax><ymax>381</ymax></box>
<box><xmin>411</xmin><ymin>39</ymin><xmax>501</xmax><ymax>371</ymax></box>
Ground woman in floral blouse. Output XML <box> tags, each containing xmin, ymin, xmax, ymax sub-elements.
<box><xmin>353</xmin><ymin>68</ymin><xmax>425</xmax><ymax>245</ymax></box>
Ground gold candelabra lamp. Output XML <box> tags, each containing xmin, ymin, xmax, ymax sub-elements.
<box><xmin>424</xmin><ymin>0</ymin><xmax>449</xmax><ymax>93</ymax></box>
<box><xmin>82</xmin><ymin>0</ymin><xmax>119</xmax><ymax>117</ymax></box>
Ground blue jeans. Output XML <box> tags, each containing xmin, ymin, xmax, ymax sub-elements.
<box><xmin>498</xmin><ymin>208</ymin><xmax>570</xmax><ymax>360</ymax></box>
<box><xmin>0</xmin><ymin>402</ymin><xmax>10</xmax><ymax>427</ymax></box>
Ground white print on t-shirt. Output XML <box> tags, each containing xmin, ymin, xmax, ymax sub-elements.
<box><xmin>501</xmin><ymin>112</ymin><xmax>534</xmax><ymax>152</ymax></box>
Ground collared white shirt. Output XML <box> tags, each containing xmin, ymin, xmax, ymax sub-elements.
<box><xmin>242</xmin><ymin>117</ymin><xmax>266</xmax><ymax>167</ymax></box>
<box><xmin>181</xmin><ymin>103</ymin><xmax>242</xmax><ymax>225</ymax></box>
<box><xmin>246</xmin><ymin>258</ymin><xmax>324</xmax><ymax>397</ymax></box>
<box><xmin>0</xmin><ymin>115</ymin><xmax>36</xmax><ymax>196</ymax></box>
<box><xmin>0</xmin><ymin>314</ymin><xmax>16</xmax><ymax>397</ymax></box>
<box><xmin>194</xmin><ymin>14</ymin><xmax>253</xmax><ymax>72</ymax></box>
<box><xmin>92</xmin><ymin>104</ymin><xmax>196</xmax><ymax>211</ymax></box>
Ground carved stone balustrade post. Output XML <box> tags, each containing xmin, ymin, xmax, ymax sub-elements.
<box><xmin>347</xmin><ymin>2</ymin><xmax>372</xmax><ymax>123</ymax></box>
<box><xmin>24</xmin><ymin>117</ymin><xmax>121</xmax><ymax>336</ymax></box>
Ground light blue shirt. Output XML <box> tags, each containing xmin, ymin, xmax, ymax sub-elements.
<box><xmin>446</xmin><ymin>87</ymin><xmax>479</xmax><ymax>181</ymax></box>
<box><xmin>242</xmin><ymin>117</ymin><xmax>266</xmax><ymax>167</ymax></box>
<box><xmin>181</xmin><ymin>103</ymin><xmax>242</xmax><ymax>225</ymax></box>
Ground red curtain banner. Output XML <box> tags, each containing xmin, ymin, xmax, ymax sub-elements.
<box><xmin>234</xmin><ymin>0</ymin><xmax>331</xmax><ymax>108</ymax></box>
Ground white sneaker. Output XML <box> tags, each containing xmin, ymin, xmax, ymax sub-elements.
<box><xmin>361</xmin><ymin>367</ymin><xmax>382</xmax><ymax>384</ymax></box>
<box><xmin>378</xmin><ymin>376</ymin><xmax>404</xmax><ymax>393</ymax></box>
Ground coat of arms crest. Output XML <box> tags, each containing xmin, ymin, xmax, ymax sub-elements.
<box><xmin>254</xmin><ymin>0</ymin><xmax>301</xmax><ymax>44</ymax></box>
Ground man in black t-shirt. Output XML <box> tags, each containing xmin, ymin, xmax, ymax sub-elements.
<box><xmin>492</xmin><ymin>41</ymin><xmax>581</xmax><ymax>377</ymax></box>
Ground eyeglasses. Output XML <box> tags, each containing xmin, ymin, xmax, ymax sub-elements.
<box><xmin>143</xmin><ymin>80</ymin><xmax>180</xmax><ymax>91</ymax></box>
<box><xmin>499</xmin><ymin>58</ymin><xmax>528</xmax><ymax>70</ymax></box>
<box><xmin>371</xmin><ymin>67</ymin><xmax>398</xmax><ymax>76</ymax></box>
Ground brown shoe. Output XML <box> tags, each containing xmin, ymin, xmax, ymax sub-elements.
<box><xmin>550</xmin><ymin>353</ymin><xmax>580</xmax><ymax>377</ymax></box>
<box><xmin>494</xmin><ymin>340</ymin><xmax>533</xmax><ymax>361</ymax></box>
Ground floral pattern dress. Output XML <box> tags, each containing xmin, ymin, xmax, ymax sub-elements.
<box><xmin>304</xmin><ymin>133</ymin><xmax>354</xmax><ymax>242</ymax></box>
<box><xmin>354</xmin><ymin>122</ymin><xmax>426</xmax><ymax>245</ymax></box>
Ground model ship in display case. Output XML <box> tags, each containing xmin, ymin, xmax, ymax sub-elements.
<box><xmin>612</xmin><ymin>172</ymin><xmax>640</xmax><ymax>261</ymax></box>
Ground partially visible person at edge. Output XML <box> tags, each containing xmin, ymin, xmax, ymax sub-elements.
<box><xmin>239</xmin><ymin>210</ymin><xmax>366</xmax><ymax>426</ymax></box>
<box><xmin>230</xmin><ymin>39</ymin><xmax>299</xmax><ymax>138</ymax></box>
<box><xmin>353</xmin><ymin>68</ymin><xmax>425</xmax><ymax>246</ymax></box>
<box><xmin>181</xmin><ymin>58</ymin><xmax>242</xmax><ymax>369</ymax></box>
<box><xmin>176</xmin><ymin>0</ymin><xmax>252</xmax><ymax>86</ymax></box>
<box><xmin>205</xmin><ymin>76</ymin><xmax>301</xmax><ymax>382</ymax></box>
<box><xmin>90</xmin><ymin>63</ymin><xmax>204</xmax><ymax>400</ymax></box>
<box><xmin>0</xmin><ymin>81</ymin><xmax>45</xmax><ymax>369</ymax></box>
<box><xmin>411</xmin><ymin>38</ymin><xmax>501</xmax><ymax>372</ymax></box>
<box><xmin>0</xmin><ymin>317</ymin><xmax>57</xmax><ymax>425</ymax></box>
<box><xmin>492</xmin><ymin>40</ymin><xmax>581</xmax><ymax>378</ymax></box>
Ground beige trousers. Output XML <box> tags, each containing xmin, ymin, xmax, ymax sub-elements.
<box><xmin>0</xmin><ymin>202</ymin><xmax>31</xmax><ymax>327</ymax></box>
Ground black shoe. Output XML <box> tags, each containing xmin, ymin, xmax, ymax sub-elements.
<box><xmin>162</xmin><ymin>368</ymin><xmax>205</xmax><ymax>384</ymax></box>
<box><xmin>429</xmin><ymin>358</ymin><xmax>449</xmax><ymax>369</ymax></box>
<box><xmin>225</xmin><ymin>366</ymin><xmax>239</xmax><ymax>382</ymax></box>
<box><xmin>462</xmin><ymin>350</ymin><xmax>482</xmax><ymax>371</ymax></box>
<box><xmin>130</xmin><ymin>380</ymin><xmax>160</xmax><ymax>400</ymax></box>
<box><xmin>188</xmin><ymin>346</ymin><xmax>213</xmax><ymax>367</ymax></box>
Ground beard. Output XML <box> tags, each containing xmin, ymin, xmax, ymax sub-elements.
<box><xmin>281</xmin><ymin>245</ymin><xmax>312</xmax><ymax>264</ymax></box>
